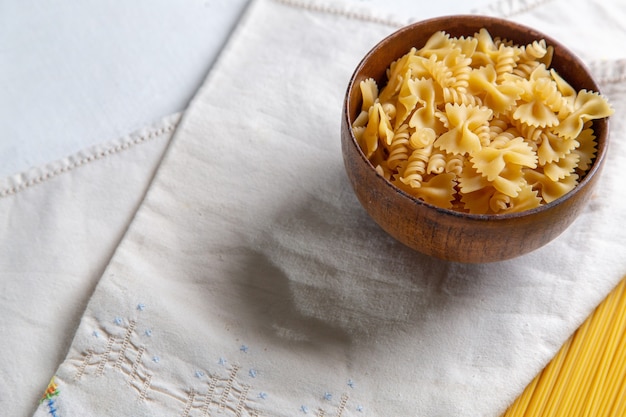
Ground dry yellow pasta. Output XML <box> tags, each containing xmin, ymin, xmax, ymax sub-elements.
<box><xmin>501</xmin><ymin>277</ymin><xmax>626</xmax><ymax>417</ymax></box>
<box><xmin>353</xmin><ymin>29</ymin><xmax>614</xmax><ymax>214</ymax></box>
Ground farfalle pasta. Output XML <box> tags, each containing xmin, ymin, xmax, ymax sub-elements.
<box><xmin>353</xmin><ymin>28</ymin><xmax>614</xmax><ymax>214</ymax></box>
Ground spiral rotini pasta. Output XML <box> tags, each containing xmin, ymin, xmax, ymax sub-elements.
<box><xmin>399</xmin><ymin>141</ymin><xmax>433</xmax><ymax>189</ymax></box>
<box><xmin>387</xmin><ymin>123</ymin><xmax>412</xmax><ymax>171</ymax></box>
<box><xmin>352</xmin><ymin>28</ymin><xmax>614</xmax><ymax>214</ymax></box>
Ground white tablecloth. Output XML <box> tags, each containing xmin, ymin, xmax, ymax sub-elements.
<box><xmin>2</xmin><ymin>0</ymin><xmax>626</xmax><ymax>416</ymax></box>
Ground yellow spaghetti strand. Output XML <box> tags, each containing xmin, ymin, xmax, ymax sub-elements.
<box><xmin>538</xmin><ymin>334</ymin><xmax>581</xmax><ymax>416</ymax></box>
<box><xmin>521</xmin><ymin>337</ymin><xmax>571</xmax><ymax>417</ymax></box>
<box><xmin>593</xmin><ymin>281</ymin><xmax>626</xmax><ymax>415</ymax></box>
<box><xmin>601</xmin><ymin>321</ymin><xmax>626</xmax><ymax>415</ymax></box>
<box><xmin>581</xmin><ymin>280</ymin><xmax>626</xmax><ymax>415</ymax></box>
<box><xmin>608</xmin><ymin>367</ymin><xmax>626</xmax><ymax>417</ymax></box>
<box><xmin>550</xmin><ymin>278</ymin><xmax>621</xmax><ymax>416</ymax></box>
<box><xmin>551</xmin><ymin>320</ymin><xmax>600</xmax><ymax>417</ymax></box>
<box><xmin>501</xmin><ymin>277</ymin><xmax>626</xmax><ymax>417</ymax></box>
<box><xmin>504</xmin><ymin>376</ymin><xmax>539</xmax><ymax>417</ymax></box>
<box><xmin>563</xmin><ymin>280</ymin><xmax>622</xmax><ymax>417</ymax></box>
<box><xmin>540</xmin><ymin>314</ymin><xmax>594</xmax><ymax>416</ymax></box>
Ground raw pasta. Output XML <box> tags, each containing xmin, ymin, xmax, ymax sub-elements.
<box><xmin>353</xmin><ymin>28</ymin><xmax>614</xmax><ymax>214</ymax></box>
<box><xmin>501</xmin><ymin>277</ymin><xmax>626</xmax><ymax>417</ymax></box>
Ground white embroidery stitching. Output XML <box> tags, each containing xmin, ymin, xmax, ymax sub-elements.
<box><xmin>0</xmin><ymin>115</ymin><xmax>180</xmax><ymax>198</ymax></box>
<box><xmin>470</xmin><ymin>0</ymin><xmax>555</xmax><ymax>17</ymax></box>
<box><xmin>588</xmin><ymin>59</ymin><xmax>626</xmax><ymax>85</ymax></box>
<box><xmin>272</xmin><ymin>0</ymin><xmax>408</xmax><ymax>27</ymax></box>
<box><xmin>70</xmin><ymin>314</ymin><xmax>363</xmax><ymax>416</ymax></box>
<box><xmin>73</xmin><ymin>320</ymin><xmax>261</xmax><ymax>416</ymax></box>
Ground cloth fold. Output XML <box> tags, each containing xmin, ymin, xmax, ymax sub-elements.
<box><xmin>26</xmin><ymin>0</ymin><xmax>626</xmax><ymax>416</ymax></box>
<box><xmin>0</xmin><ymin>113</ymin><xmax>179</xmax><ymax>417</ymax></box>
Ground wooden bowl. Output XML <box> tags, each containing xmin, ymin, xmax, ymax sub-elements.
<box><xmin>341</xmin><ymin>15</ymin><xmax>609</xmax><ymax>263</ymax></box>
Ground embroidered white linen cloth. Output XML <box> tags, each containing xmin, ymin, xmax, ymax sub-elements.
<box><xmin>27</xmin><ymin>0</ymin><xmax>626</xmax><ymax>416</ymax></box>
<box><xmin>0</xmin><ymin>114</ymin><xmax>179</xmax><ymax>417</ymax></box>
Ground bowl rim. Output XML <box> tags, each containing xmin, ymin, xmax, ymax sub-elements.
<box><xmin>343</xmin><ymin>14</ymin><xmax>609</xmax><ymax>222</ymax></box>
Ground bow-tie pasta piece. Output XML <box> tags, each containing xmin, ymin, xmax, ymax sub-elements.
<box><xmin>408</xmin><ymin>78</ymin><xmax>442</xmax><ymax>132</ymax></box>
<box><xmin>472</xmin><ymin>28</ymin><xmax>500</xmax><ymax>68</ymax></box>
<box><xmin>471</xmin><ymin>136</ymin><xmax>537</xmax><ymax>184</ymax></box>
<box><xmin>549</xmin><ymin>68</ymin><xmax>577</xmax><ymax>116</ymax></box>
<box><xmin>359</xmin><ymin>78</ymin><xmax>378</xmax><ymax>113</ymax></box>
<box><xmin>505</xmin><ymin>184</ymin><xmax>542</xmax><ymax>213</ymax></box>
<box><xmin>524</xmin><ymin>169</ymin><xmax>580</xmax><ymax>203</ymax></box>
<box><xmin>412</xmin><ymin>172</ymin><xmax>457</xmax><ymax>209</ymax></box>
<box><xmin>360</xmin><ymin>102</ymin><xmax>394</xmax><ymax>158</ymax></box>
<box><xmin>468</xmin><ymin>64</ymin><xmax>523</xmax><ymax>115</ymax></box>
<box><xmin>573</xmin><ymin>122</ymin><xmax>597</xmax><ymax>172</ymax></box>
<box><xmin>396</xmin><ymin>75</ymin><xmax>422</xmax><ymax>128</ymax></box>
<box><xmin>536</xmin><ymin>130</ymin><xmax>578</xmax><ymax>165</ymax></box>
<box><xmin>351</xmin><ymin>28</ymin><xmax>613</xmax><ymax>213</ymax></box>
<box><xmin>554</xmin><ymin>90</ymin><xmax>615</xmax><ymax>139</ymax></box>
<box><xmin>489</xmin><ymin>165</ymin><xmax>527</xmax><ymax>199</ymax></box>
<box><xmin>461</xmin><ymin>187</ymin><xmax>497</xmax><ymax>214</ymax></box>
<box><xmin>491</xmin><ymin>183</ymin><xmax>542</xmax><ymax>214</ymax></box>
<box><xmin>434</xmin><ymin>103</ymin><xmax>492</xmax><ymax>155</ymax></box>
<box><xmin>417</xmin><ymin>30</ymin><xmax>456</xmax><ymax>60</ymax></box>
<box><xmin>379</xmin><ymin>48</ymin><xmax>417</xmax><ymax>103</ymax></box>
<box><xmin>458</xmin><ymin>161</ymin><xmax>503</xmax><ymax>214</ymax></box>
<box><xmin>543</xmin><ymin>152</ymin><xmax>580</xmax><ymax>182</ymax></box>
<box><xmin>513</xmin><ymin>72</ymin><xmax>562</xmax><ymax>128</ymax></box>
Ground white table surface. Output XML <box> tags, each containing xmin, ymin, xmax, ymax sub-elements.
<box><xmin>0</xmin><ymin>0</ymin><xmax>492</xmax><ymax>179</ymax></box>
